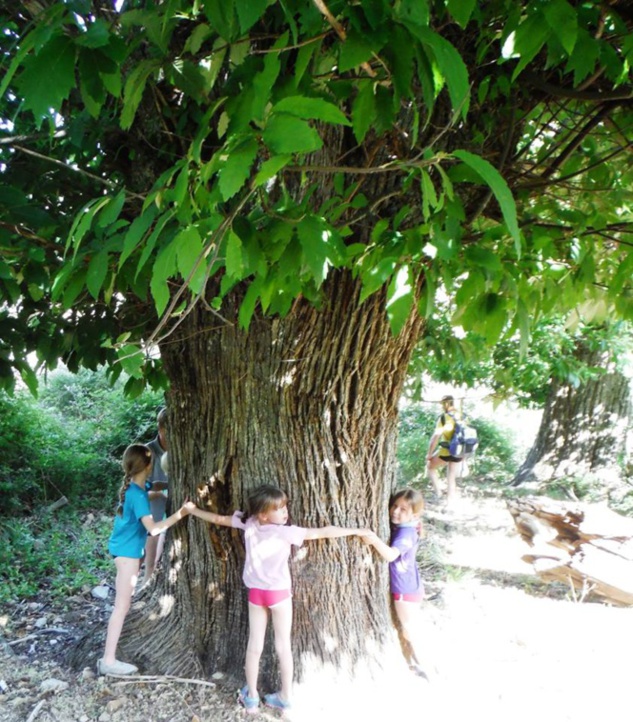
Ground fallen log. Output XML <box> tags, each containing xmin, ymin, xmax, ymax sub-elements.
<box><xmin>507</xmin><ymin>496</ymin><xmax>633</xmax><ymax>606</ymax></box>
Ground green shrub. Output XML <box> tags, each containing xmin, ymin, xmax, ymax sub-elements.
<box><xmin>0</xmin><ymin>367</ymin><xmax>164</xmax><ymax>513</ymax></box>
<box><xmin>0</xmin><ymin>506</ymin><xmax>112</xmax><ymax>604</ymax></box>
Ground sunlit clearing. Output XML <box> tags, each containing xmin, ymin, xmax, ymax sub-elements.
<box><xmin>291</xmin><ymin>643</ymin><xmax>438</xmax><ymax>722</ymax></box>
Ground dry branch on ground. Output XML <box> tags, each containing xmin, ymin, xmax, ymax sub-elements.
<box><xmin>507</xmin><ymin>496</ymin><xmax>633</xmax><ymax>606</ymax></box>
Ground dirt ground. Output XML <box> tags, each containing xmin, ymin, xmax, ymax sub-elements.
<box><xmin>1</xmin><ymin>491</ymin><xmax>632</xmax><ymax>722</ymax></box>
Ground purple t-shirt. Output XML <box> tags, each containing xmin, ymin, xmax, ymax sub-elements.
<box><xmin>389</xmin><ymin>523</ymin><xmax>423</xmax><ymax>596</ymax></box>
<box><xmin>231</xmin><ymin>512</ymin><xmax>307</xmax><ymax>590</ymax></box>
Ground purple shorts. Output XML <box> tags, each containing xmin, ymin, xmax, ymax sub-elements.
<box><xmin>248</xmin><ymin>588</ymin><xmax>292</xmax><ymax>607</ymax></box>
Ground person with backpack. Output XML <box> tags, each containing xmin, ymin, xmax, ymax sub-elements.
<box><xmin>426</xmin><ymin>395</ymin><xmax>464</xmax><ymax>508</ymax></box>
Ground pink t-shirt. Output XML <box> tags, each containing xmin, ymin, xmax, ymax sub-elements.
<box><xmin>231</xmin><ymin>512</ymin><xmax>307</xmax><ymax>590</ymax></box>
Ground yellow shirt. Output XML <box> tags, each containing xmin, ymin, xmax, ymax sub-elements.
<box><xmin>435</xmin><ymin>410</ymin><xmax>459</xmax><ymax>458</ymax></box>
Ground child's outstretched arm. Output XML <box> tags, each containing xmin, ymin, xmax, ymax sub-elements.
<box><xmin>183</xmin><ymin>501</ymin><xmax>234</xmax><ymax>528</ymax></box>
<box><xmin>361</xmin><ymin>532</ymin><xmax>401</xmax><ymax>562</ymax></box>
<box><xmin>142</xmin><ymin>503</ymin><xmax>190</xmax><ymax>537</ymax></box>
<box><xmin>304</xmin><ymin>526</ymin><xmax>373</xmax><ymax>541</ymax></box>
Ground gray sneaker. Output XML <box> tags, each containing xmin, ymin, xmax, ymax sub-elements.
<box><xmin>97</xmin><ymin>658</ymin><xmax>139</xmax><ymax>676</ymax></box>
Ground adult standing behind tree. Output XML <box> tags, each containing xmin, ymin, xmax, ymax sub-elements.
<box><xmin>141</xmin><ymin>407</ymin><xmax>169</xmax><ymax>586</ymax></box>
<box><xmin>426</xmin><ymin>395</ymin><xmax>463</xmax><ymax>508</ymax></box>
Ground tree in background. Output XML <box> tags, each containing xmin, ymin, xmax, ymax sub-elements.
<box><xmin>513</xmin><ymin>324</ymin><xmax>633</xmax><ymax>488</ymax></box>
<box><xmin>3</xmin><ymin>0</ymin><xmax>633</xmax><ymax>694</ymax></box>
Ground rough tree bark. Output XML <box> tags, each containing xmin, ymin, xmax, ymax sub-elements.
<box><xmin>93</xmin><ymin>270</ymin><xmax>424</xmax><ymax>689</ymax></box>
<box><xmin>513</xmin><ymin>341</ymin><xmax>632</xmax><ymax>486</ymax></box>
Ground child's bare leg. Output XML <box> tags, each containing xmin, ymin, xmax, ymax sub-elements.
<box><xmin>245</xmin><ymin>603</ymin><xmax>268</xmax><ymax>699</ymax></box>
<box><xmin>270</xmin><ymin>598</ymin><xmax>293</xmax><ymax>701</ymax></box>
<box><xmin>394</xmin><ymin>599</ymin><xmax>429</xmax><ymax>673</ymax></box>
<box><xmin>103</xmin><ymin>557</ymin><xmax>139</xmax><ymax>664</ymax></box>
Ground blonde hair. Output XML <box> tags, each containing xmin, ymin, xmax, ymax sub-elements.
<box><xmin>246</xmin><ymin>484</ymin><xmax>288</xmax><ymax>519</ymax></box>
<box><xmin>390</xmin><ymin>488</ymin><xmax>424</xmax><ymax>516</ymax></box>
<box><xmin>116</xmin><ymin>444</ymin><xmax>152</xmax><ymax>515</ymax></box>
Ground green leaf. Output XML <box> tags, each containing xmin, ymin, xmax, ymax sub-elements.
<box><xmin>359</xmin><ymin>257</ymin><xmax>397</xmax><ymax>304</ymax></box>
<box><xmin>218</xmin><ymin>136</ymin><xmax>258</xmax><ymax>200</ymax></box>
<box><xmin>263</xmin><ymin>114</ymin><xmax>323</xmax><ymax>154</ymax></box>
<box><xmin>120</xmin><ymin>206</ymin><xmax>158</xmax><ymax>267</ymax></box>
<box><xmin>175</xmin><ymin>226</ymin><xmax>206</xmax><ymax>295</ymax></box>
<box><xmin>394</xmin><ymin>0</ymin><xmax>429</xmax><ymax>27</ymax></box>
<box><xmin>386</xmin><ymin>265</ymin><xmax>414</xmax><ymax>335</ymax></box>
<box><xmin>118</xmin><ymin>344</ymin><xmax>145</xmax><ymax>379</ymax></box>
<box><xmin>446</xmin><ymin>0</ymin><xmax>475</xmax><ymax>28</ymax></box>
<box><xmin>75</xmin><ymin>18</ymin><xmax>111</xmax><ymax>48</ymax></box>
<box><xmin>235</xmin><ymin>0</ymin><xmax>268</xmax><ymax>33</ymax></box>
<box><xmin>87</xmin><ymin>249</ymin><xmax>109</xmax><ymax>299</ymax></box>
<box><xmin>352</xmin><ymin>82</ymin><xmax>377</xmax><ymax>143</ymax></box>
<box><xmin>272</xmin><ymin>96</ymin><xmax>351</xmax><ymax>126</ymax></box>
<box><xmin>544</xmin><ymin>0</ymin><xmax>577</xmax><ymax>55</ymax></box>
<box><xmin>253</xmin><ymin>155</ymin><xmax>291</xmax><ymax>188</ymax></box>
<box><xmin>17</xmin><ymin>35</ymin><xmax>77</xmax><ymax>121</ymax></box>
<box><xmin>404</xmin><ymin>26</ymin><xmax>470</xmax><ymax>119</ymax></box>
<box><xmin>225</xmin><ymin>230</ymin><xmax>245</xmax><ymax>280</ymax></box>
<box><xmin>297</xmin><ymin>216</ymin><xmax>329</xmax><ymax>286</ymax></box>
<box><xmin>66</xmin><ymin>197</ymin><xmax>110</xmax><ymax>258</ymax></box>
<box><xmin>502</xmin><ymin>14</ymin><xmax>549</xmax><ymax>81</ymax></box>
<box><xmin>339</xmin><ymin>28</ymin><xmax>374</xmax><ymax>72</ymax></box>
<box><xmin>238</xmin><ymin>277</ymin><xmax>263</xmax><ymax>329</ymax></box>
<box><xmin>453</xmin><ymin>150</ymin><xmax>521</xmax><ymax>255</ymax></box>
<box><xmin>202</xmin><ymin>0</ymin><xmax>238</xmax><ymax>42</ymax></box>
<box><xmin>465</xmin><ymin>246</ymin><xmax>503</xmax><ymax>272</ymax></box>
<box><xmin>121</xmin><ymin>59</ymin><xmax>161</xmax><ymax>130</ymax></box>
<box><xmin>150</xmin><ymin>239</ymin><xmax>178</xmax><ymax>316</ymax></box>
<box><xmin>251</xmin><ymin>38</ymin><xmax>283</xmax><ymax>121</ymax></box>
<box><xmin>97</xmin><ymin>190</ymin><xmax>126</xmax><ymax>227</ymax></box>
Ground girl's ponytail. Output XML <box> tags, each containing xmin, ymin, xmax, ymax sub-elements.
<box><xmin>116</xmin><ymin>444</ymin><xmax>153</xmax><ymax>515</ymax></box>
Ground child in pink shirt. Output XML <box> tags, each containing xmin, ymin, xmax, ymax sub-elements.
<box><xmin>185</xmin><ymin>484</ymin><xmax>371</xmax><ymax>714</ymax></box>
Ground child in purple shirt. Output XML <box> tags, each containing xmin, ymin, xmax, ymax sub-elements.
<box><xmin>363</xmin><ymin>488</ymin><xmax>431</xmax><ymax>679</ymax></box>
<box><xmin>185</xmin><ymin>484</ymin><xmax>372</xmax><ymax>714</ymax></box>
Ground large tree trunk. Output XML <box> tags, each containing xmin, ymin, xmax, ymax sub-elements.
<box><xmin>113</xmin><ymin>270</ymin><xmax>423</xmax><ymax>690</ymax></box>
<box><xmin>513</xmin><ymin>340</ymin><xmax>631</xmax><ymax>486</ymax></box>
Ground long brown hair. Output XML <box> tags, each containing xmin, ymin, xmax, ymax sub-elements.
<box><xmin>116</xmin><ymin>444</ymin><xmax>152</xmax><ymax>516</ymax></box>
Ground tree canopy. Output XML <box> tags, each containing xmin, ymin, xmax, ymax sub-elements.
<box><xmin>2</xmin><ymin>0</ymin><xmax>633</xmax><ymax>390</ymax></box>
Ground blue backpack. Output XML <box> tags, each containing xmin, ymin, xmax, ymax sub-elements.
<box><xmin>445</xmin><ymin>413</ymin><xmax>479</xmax><ymax>457</ymax></box>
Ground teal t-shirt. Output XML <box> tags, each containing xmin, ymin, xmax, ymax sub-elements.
<box><xmin>108</xmin><ymin>483</ymin><xmax>152</xmax><ymax>559</ymax></box>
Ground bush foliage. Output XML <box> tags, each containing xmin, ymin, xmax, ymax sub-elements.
<box><xmin>0</xmin><ymin>367</ymin><xmax>164</xmax><ymax>514</ymax></box>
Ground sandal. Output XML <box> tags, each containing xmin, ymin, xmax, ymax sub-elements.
<box><xmin>238</xmin><ymin>685</ymin><xmax>260</xmax><ymax>714</ymax></box>
<box><xmin>264</xmin><ymin>691</ymin><xmax>291</xmax><ymax>711</ymax></box>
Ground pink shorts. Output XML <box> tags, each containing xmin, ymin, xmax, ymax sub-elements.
<box><xmin>248</xmin><ymin>588</ymin><xmax>292</xmax><ymax>608</ymax></box>
<box><xmin>392</xmin><ymin>592</ymin><xmax>425</xmax><ymax>602</ymax></box>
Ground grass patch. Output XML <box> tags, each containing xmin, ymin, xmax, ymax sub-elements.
<box><xmin>0</xmin><ymin>507</ymin><xmax>111</xmax><ymax>605</ymax></box>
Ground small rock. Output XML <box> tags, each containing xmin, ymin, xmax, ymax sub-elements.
<box><xmin>39</xmin><ymin>678</ymin><xmax>69</xmax><ymax>694</ymax></box>
<box><xmin>34</xmin><ymin>616</ymin><xmax>48</xmax><ymax>629</ymax></box>
<box><xmin>91</xmin><ymin>586</ymin><xmax>110</xmax><ymax>600</ymax></box>
<box><xmin>81</xmin><ymin>668</ymin><xmax>96</xmax><ymax>681</ymax></box>
<box><xmin>79</xmin><ymin>716</ymin><xmax>89</xmax><ymax>722</ymax></box>
<box><xmin>211</xmin><ymin>671</ymin><xmax>224</xmax><ymax>680</ymax></box>
<box><xmin>98</xmin><ymin>712</ymin><xmax>111</xmax><ymax>721</ymax></box>
<box><xmin>0</xmin><ymin>679</ymin><xmax>8</xmax><ymax>693</ymax></box>
<box><xmin>106</xmin><ymin>697</ymin><xmax>127</xmax><ymax>713</ymax></box>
